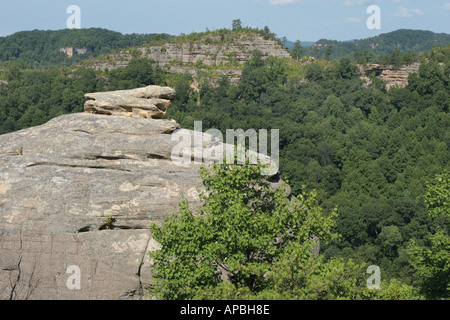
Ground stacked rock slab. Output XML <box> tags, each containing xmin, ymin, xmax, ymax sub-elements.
<box><xmin>0</xmin><ymin>85</ymin><xmax>279</xmax><ymax>300</ymax></box>
<box><xmin>84</xmin><ymin>85</ymin><xmax>177</xmax><ymax>119</ymax></box>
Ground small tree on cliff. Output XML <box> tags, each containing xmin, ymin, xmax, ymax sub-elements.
<box><xmin>232</xmin><ymin>19</ymin><xmax>243</xmax><ymax>31</ymax></box>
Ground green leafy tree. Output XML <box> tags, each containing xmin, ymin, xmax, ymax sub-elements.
<box><xmin>232</xmin><ymin>19</ymin><xmax>242</xmax><ymax>31</ymax></box>
<box><xmin>148</xmin><ymin>160</ymin><xmax>340</xmax><ymax>300</ymax></box>
<box><xmin>291</xmin><ymin>40</ymin><xmax>305</xmax><ymax>61</ymax></box>
<box><xmin>337</xmin><ymin>58</ymin><xmax>359</xmax><ymax>80</ymax></box>
<box><xmin>409</xmin><ymin>60</ymin><xmax>449</xmax><ymax>95</ymax></box>
<box><xmin>378</xmin><ymin>225</ymin><xmax>403</xmax><ymax>257</ymax></box>
<box><xmin>324</xmin><ymin>45</ymin><xmax>333</xmax><ymax>61</ymax></box>
<box><xmin>390</xmin><ymin>47</ymin><xmax>402</xmax><ymax>68</ymax></box>
<box><xmin>408</xmin><ymin>171</ymin><xmax>450</xmax><ymax>299</ymax></box>
<box><xmin>424</xmin><ymin>171</ymin><xmax>450</xmax><ymax>218</ymax></box>
<box><xmin>409</xmin><ymin>231</ymin><xmax>450</xmax><ymax>299</ymax></box>
<box><xmin>148</xmin><ymin>159</ymin><xmax>421</xmax><ymax>300</ymax></box>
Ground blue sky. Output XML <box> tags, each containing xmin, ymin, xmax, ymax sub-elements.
<box><xmin>0</xmin><ymin>0</ymin><xmax>448</xmax><ymax>41</ymax></box>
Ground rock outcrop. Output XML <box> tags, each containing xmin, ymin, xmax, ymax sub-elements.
<box><xmin>84</xmin><ymin>85</ymin><xmax>176</xmax><ymax>119</ymax></box>
<box><xmin>60</xmin><ymin>47</ymin><xmax>93</xmax><ymax>58</ymax></box>
<box><xmin>86</xmin><ymin>32</ymin><xmax>291</xmax><ymax>85</ymax></box>
<box><xmin>0</xmin><ymin>86</ymin><xmax>279</xmax><ymax>300</ymax></box>
<box><xmin>360</xmin><ymin>62</ymin><xmax>420</xmax><ymax>89</ymax></box>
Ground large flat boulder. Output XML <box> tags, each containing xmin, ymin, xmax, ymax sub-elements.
<box><xmin>0</xmin><ymin>83</ymin><xmax>280</xmax><ymax>300</ymax></box>
<box><xmin>84</xmin><ymin>85</ymin><xmax>177</xmax><ymax>119</ymax></box>
<box><xmin>0</xmin><ymin>112</ymin><xmax>209</xmax><ymax>300</ymax></box>
<box><xmin>0</xmin><ymin>111</ymin><xmax>280</xmax><ymax>300</ymax></box>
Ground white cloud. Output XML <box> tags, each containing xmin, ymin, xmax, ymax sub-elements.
<box><xmin>394</xmin><ymin>6</ymin><xmax>424</xmax><ymax>17</ymax></box>
<box><xmin>343</xmin><ymin>0</ymin><xmax>371</xmax><ymax>6</ymax></box>
<box><xmin>344</xmin><ymin>0</ymin><xmax>401</xmax><ymax>6</ymax></box>
<box><xmin>346</xmin><ymin>17</ymin><xmax>362</xmax><ymax>23</ymax></box>
<box><xmin>269</xmin><ymin>0</ymin><xmax>303</xmax><ymax>5</ymax></box>
<box><xmin>444</xmin><ymin>3</ymin><xmax>450</xmax><ymax>10</ymax></box>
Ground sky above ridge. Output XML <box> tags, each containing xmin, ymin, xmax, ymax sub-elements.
<box><xmin>0</xmin><ymin>0</ymin><xmax>448</xmax><ymax>41</ymax></box>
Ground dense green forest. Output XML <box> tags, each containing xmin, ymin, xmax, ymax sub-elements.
<box><xmin>0</xmin><ymin>28</ymin><xmax>172</xmax><ymax>67</ymax></box>
<box><xmin>313</xmin><ymin>29</ymin><xmax>450</xmax><ymax>60</ymax></box>
<box><xmin>0</xmin><ymin>28</ymin><xmax>448</xmax><ymax>299</ymax></box>
<box><xmin>149</xmin><ymin>157</ymin><xmax>449</xmax><ymax>300</ymax></box>
<box><xmin>166</xmin><ymin>46</ymin><xmax>449</xmax><ymax>297</ymax></box>
<box><xmin>2</xmin><ymin>28</ymin><xmax>447</xmax><ymax>69</ymax></box>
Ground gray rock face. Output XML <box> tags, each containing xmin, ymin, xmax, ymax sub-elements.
<box><xmin>0</xmin><ymin>109</ymin><xmax>280</xmax><ymax>299</ymax></box>
<box><xmin>0</xmin><ymin>112</ymin><xmax>204</xmax><ymax>299</ymax></box>
<box><xmin>84</xmin><ymin>85</ymin><xmax>177</xmax><ymax>119</ymax></box>
<box><xmin>86</xmin><ymin>33</ymin><xmax>291</xmax><ymax>85</ymax></box>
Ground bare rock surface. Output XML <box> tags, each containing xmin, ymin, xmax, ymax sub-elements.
<box><xmin>84</xmin><ymin>85</ymin><xmax>176</xmax><ymax>119</ymax></box>
<box><xmin>86</xmin><ymin>33</ymin><xmax>291</xmax><ymax>85</ymax></box>
<box><xmin>360</xmin><ymin>62</ymin><xmax>420</xmax><ymax>89</ymax></box>
<box><xmin>0</xmin><ymin>86</ymin><xmax>279</xmax><ymax>300</ymax></box>
<box><xmin>0</xmin><ymin>113</ymin><xmax>199</xmax><ymax>300</ymax></box>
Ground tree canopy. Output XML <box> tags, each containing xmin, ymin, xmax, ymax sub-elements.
<box><xmin>0</xmin><ymin>29</ymin><xmax>448</xmax><ymax>299</ymax></box>
<box><xmin>148</xmin><ymin>159</ymin><xmax>422</xmax><ymax>300</ymax></box>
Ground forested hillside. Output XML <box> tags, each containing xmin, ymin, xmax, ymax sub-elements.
<box><xmin>0</xmin><ymin>28</ymin><xmax>448</xmax><ymax>299</ymax></box>
<box><xmin>0</xmin><ymin>28</ymin><xmax>172</xmax><ymax>67</ymax></box>
<box><xmin>312</xmin><ymin>29</ymin><xmax>450</xmax><ymax>60</ymax></box>
<box><xmin>167</xmin><ymin>47</ymin><xmax>449</xmax><ymax>292</ymax></box>
<box><xmin>2</xmin><ymin>28</ymin><xmax>447</xmax><ymax>69</ymax></box>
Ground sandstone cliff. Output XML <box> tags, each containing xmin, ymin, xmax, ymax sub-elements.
<box><xmin>0</xmin><ymin>85</ymin><xmax>279</xmax><ymax>300</ymax></box>
<box><xmin>85</xmin><ymin>32</ymin><xmax>290</xmax><ymax>84</ymax></box>
<box><xmin>0</xmin><ymin>113</ymin><xmax>196</xmax><ymax>300</ymax></box>
<box><xmin>84</xmin><ymin>85</ymin><xmax>177</xmax><ymax>119</ymax></box>
<box><xmin>360</xmin><ymin>62</ymin><xmax>420</xmax><ymax>89</ymax></box>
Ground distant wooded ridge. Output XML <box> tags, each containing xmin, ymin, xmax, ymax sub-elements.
<box><xmin>0</xmin><ymin>28</ymin><xmax>449</xmax><ymax>68</ymax></box>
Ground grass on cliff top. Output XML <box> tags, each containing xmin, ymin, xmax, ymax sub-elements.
<box><xmin>77</xmin><ymin>27</ymin><xmax>286</xmax><ymax>73</ymax></box>
<box><xmin>143</xmin><ymin>27</ymin><xmax>283</xmax><ymax>47</ymax></box>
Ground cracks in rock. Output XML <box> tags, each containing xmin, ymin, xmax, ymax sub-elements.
<box><xmin>0</xmin><ymin>149</ymin><xmax>23</xmax><ymax>157</ymax></box>
<box><xmin>8</xmin><ymin>255</ymin><xmax>22</xmax><ymax>300</ymax></box>
<box><xmin>67</xmin><ymin>154</ymin><xmax>134</xmax><ymax>162</ymax></box>
<box><xmin>94</xmin><ymin>154</ymin><xmax>171</xmax><ymax>161</ymax></box>
<box><xmin>76</xmin><ymin>225</ymin><xmax>97</xmax><ymax>233</ymax></box>
<box><xmin>70</xmin><ymin>153</ymin><xmax>171</xmax><ymax>162</ymax></box>
<box><xmin>74</xmin><ymin>221</ymin><xmax>151</xmax><ymax>299</ymax></box>
<box><xmin>102</xmin><ymin>129</ymin><xmax>177</xmax><ymax>136</ymax></box>
<box><xmin>8</xmin><ymin>225</ymin><xmax>23</xmax><ymax>300</ymax></box>
<box><xmin>161</xmin><ymin>128</ymin><xmax>177</xmax><ymax>135</ymax></box>
<box><xmin>69</xmin><ymin>129</ymin><xmax>92</xmax><ymax>135</ymax></box>
<box><xmin>137</xmin><ymin>235</ymin><xmax>152</xmax><ymax>299</ymax></box>
<box><xmin>23</xmin><ymin>256</ymin><xmax>40</xmax><ymax>300</ymax></box>
<box><xmin>108</xmin><ymin>225</ymin><xmax>150</xmax><ymax>231</ymax></box>
<box><xmin>14</xmin><ymin>148</ymin><xmax>171</xmax><ymax>166</ymax></box>
<box><xmin>26</xmin><ymin>162</ymin><xmax>132</xmax><ymax>173</ymax></box>
<box><xmin>76</xmin><ymin>224</ymin><xmax>149</xmax><ymax>233</ymax></box>
<box><xmin>94</xmin><ymin>155</ymin><xmax>133</xmax><ymax>161</ymax></box>
<box><xmin>146</xmin><ymin>153</ymin><xmax>170</xmax><ymax>161</ymax></box>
